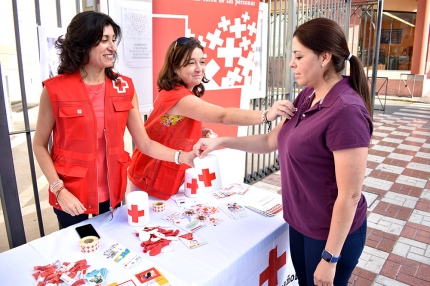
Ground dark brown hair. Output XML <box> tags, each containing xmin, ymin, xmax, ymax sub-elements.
<box><xmin>157</xmin><ymin>37</ymin><xmax>209</xmax><ymax>97</ymax></box>
<box><xmin>55</xmin><ymin>11</ymin><xmax>122</xmax><ymax>81</ymax></box>
<box><xmin>293</xmin><ymin>18</ymin><xmax>372</xmax><ymax>115</ymax></box>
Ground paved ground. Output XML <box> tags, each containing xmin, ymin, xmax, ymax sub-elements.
<box><xmin>1</xmin><ymin>95</ymin><xmax>430</xmax><ymax>286</ymax></box>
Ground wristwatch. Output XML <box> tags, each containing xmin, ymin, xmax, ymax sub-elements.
<box><xmin>321</xmin><ymin>249</ymin><xmax>340</xmax><ymax>263</ymax></box>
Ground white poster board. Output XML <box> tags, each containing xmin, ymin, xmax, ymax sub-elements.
<box><xmin>37</xmin><ymin>26</ymin><xmax>65</xmax><ymax>82</ymax></box>
<box><xmin>121</xmin><ymin>6</ymin><xmax>152</xmax><ymax>67</ymax></box>
<box><xmin>108</xmin><ymin>0</ymin><xmax>153</xmax><ymax>114</ymax></box>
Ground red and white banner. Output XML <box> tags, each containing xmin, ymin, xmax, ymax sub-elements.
<box><xmin>153</xmin><ymin>0</ymin><xmax>260</xmax><ymax>88</ymax></box>
<box><xmin>153</xmin><ymin>0</ymin><xmax>264</xmax><ymax>137</ymax></box>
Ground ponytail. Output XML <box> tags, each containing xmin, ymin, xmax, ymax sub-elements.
<box><xmin>348</xmin><ymin>55</ymin><xmax>372</xmax><ymax>116</ymax></box>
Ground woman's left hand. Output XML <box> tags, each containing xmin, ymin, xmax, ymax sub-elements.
<box><xmin>267</xmin><ymin>100</ymin><xmax>297</xmax><ymax>121</ymax></box>
<box><xmin>314</xmin><ymin>260</ymin><xmax>336</xmax><ymax>286</ymax></box>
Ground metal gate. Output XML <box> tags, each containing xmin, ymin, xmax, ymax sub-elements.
<box><xmin>244</xmin><ymin>0</ymin><xmax>383</xmax><ymax>184</ymax></box>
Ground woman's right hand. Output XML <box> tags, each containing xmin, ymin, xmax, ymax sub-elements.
<box><xmin>193</xmin><ymin>137</ymin><xmax>224</xmax><ymax>158</ymax></box>
<box><xmin>57</xmin><ymin>189</ymin><xmax>87</xmax><ymax>216</ymax></box>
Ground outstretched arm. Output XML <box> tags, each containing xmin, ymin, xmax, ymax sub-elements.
<box><xmin>127</xmin><ymin>92</ymin><xmax>196</xmax><ymax>166</ymax></box>
<box><xmin>193</xmin><ymin>118</ymin><xmax>285</xmax><ymax>158</ymax></box>
<box><xmin>168</xmin><ymin>94</ymin><xmax>296</xmax><ymax>126</ymax></box>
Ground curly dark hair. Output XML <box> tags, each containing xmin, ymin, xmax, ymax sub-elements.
<box><xmin>55</xmin><ymin>11</ymin><xmax>122</xmax><ymax>81</ymax></box>
<box><xmin>157</xmin><ymin>37</ymin><xmax>209</xmax><ymax>98</ymax></box>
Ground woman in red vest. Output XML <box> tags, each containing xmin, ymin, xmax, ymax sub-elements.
<box><xmin>33</xmin><ymin>12</ymin><xmax>195</xmax><ymax>229</ymax></box>
<box><xmin>127</xmin><ymin>37</ymin><xmax>297</xmax><ymax>200</ymax></box>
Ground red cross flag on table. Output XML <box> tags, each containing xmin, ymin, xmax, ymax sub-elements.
<box><xmin>260</xmin><ymin>246</ymin><xmax>287</xmax><ymax>286</ymax></box>
<box><xmin>184</xmin><ymin>168</ymin><xmax>200</xmax><ymax>198</ymax></box>
<box><xmin>193</xmin><ymin>154</ymin><xmax>222</xmax><ymax>193</ymax></box>
<box><xmin>126</xmin><ymin>191</ymin><xmax>150</xmax><ymax>226</ymax></box>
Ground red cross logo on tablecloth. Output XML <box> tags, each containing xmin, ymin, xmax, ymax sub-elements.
<box><xmin>259</xmin><ymin>246</ymin><xmax>286</xmax><ymax>286</ymax></box>
<box><xmin>112</xmin><ymin>77</ymin><xmax>129</xmax><ymax>93</ymax></box>
<box><xmin>128</xmin><ymin>205</ymin><xmax>144</xmax><ymax>223</ymax></box>
<box><xmin>198</xmin><ymin>168</ymin><xmax>216</xmax><ymax>187</ymax></box>
<box><xmin>187</xmin><ymin>178</ymin><xmax>199</xmax><ymax>194</ymax></box>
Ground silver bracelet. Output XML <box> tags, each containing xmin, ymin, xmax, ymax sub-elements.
<box><xmin>175</xmin><ymin>150</ymin><xmax>182</xmax><ymax>165</ymax></box>
<box><xmin>50</xmin><ymin>179</ymin><xmax>63</xmax><ymax>193</ymax></box>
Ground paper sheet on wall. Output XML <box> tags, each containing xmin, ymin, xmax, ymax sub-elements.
<box><xmin>121</xmin><ymin>4</ymin><xmax>152</xmax><ymax>67</ymax></box>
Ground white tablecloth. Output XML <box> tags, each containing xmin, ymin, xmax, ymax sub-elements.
<box><xmin>0</xmin><ymin>243</ymin><xmax>50</xmax><ymax>285</ymax></box>
<box><xmin>1</xmin><ymin>185</ymin><xmax>298</xmax><ymax>286</ymax></box>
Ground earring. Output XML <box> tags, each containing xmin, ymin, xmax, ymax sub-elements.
<box><xmin>322</xmin><ymin>63</ymin><xmax>325</xmax><ymax>68</ymax></box>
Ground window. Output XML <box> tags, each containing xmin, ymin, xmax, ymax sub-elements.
<box><xmin>379</xmin><ymin>11</ymin><xmax>416</xmax><ymax>70</ymax></box>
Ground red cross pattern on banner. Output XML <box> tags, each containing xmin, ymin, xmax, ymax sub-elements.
<box><xmin>259</xmin><ymin>246</ymin><xmax>287</xmax><ymax>286</ymax></box>
<box><xmin>153</xmin><ymin>1</ymin><xmax>260</xmax><ymax>88</ymax></box>
<box><xmin>128</xmin><ymin>205</ymin><xmax>145</xmax><ymax>223</ymax></box>
<box><xmin>198</xmin><ymin>168</ymin><xmax>216</xmax><ymax>187</ymax></box>
<box><xmin>112</xmin><ymin>76</ymin><xmax>129</xmax><ymax>93</ymax></box>
<box><xmin>153</xmin><ymin>1</ymin><xmax>261</xmax><ymax>138</ymax></box>
<box><xmin>187</xmin><ymin>178</ymin><xmax>199</xmax><ymax>194</ymax></box>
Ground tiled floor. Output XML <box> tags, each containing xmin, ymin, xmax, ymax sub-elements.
<box><xmin>254</xmin><ymin>102</ymin><xmax>430</xmax><ymax>286</ymax></box>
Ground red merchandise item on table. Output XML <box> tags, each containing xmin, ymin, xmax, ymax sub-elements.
<box><xmin>32</xmin><ymin>259</ymin><xmax>90</xmax><ymax>285</ymax></box>
<box><xmin>135</xmin><ymin>226</ymin><xmax>180</xmax><ymax>256</ymax></box>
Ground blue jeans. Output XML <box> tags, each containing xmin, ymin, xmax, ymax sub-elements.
<box><xmin>289</xmin><ymin>219</ymin><xmax>366</xmax><ymax>286</ymax></box>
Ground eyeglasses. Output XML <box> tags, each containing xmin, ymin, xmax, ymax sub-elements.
<box><xmin>173</xmin><ymin>37</ymin><xmax>199</xmax><ymax>50</ymax></box>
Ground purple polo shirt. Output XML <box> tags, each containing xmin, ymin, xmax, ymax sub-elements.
<box><xmin>278</xmin><ymin>76</ymin><xmax>373</xmax><ymax>240</ymax></box>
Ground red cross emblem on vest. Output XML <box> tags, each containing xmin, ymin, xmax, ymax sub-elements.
<box><xmin>198</xmin><ymin>168</ymin><xmax>216</xmax><ymax>187</ymax></box>
<box><xmin>113</xmin><ymin>77</ymin><xmax>129</xmax><ymax>93</ymax></box>
<box><xmin>187</xmin><ymin>178</ymin><xmax>199</xmax><ymax>194</ymax></box>
<box><xmin>128</xmin><ymin>205</ymin><xmax>144</xmax><ymax>223</ymax></box>
<box><xmin>259</xmin><ymin>246</ymin><xmax>286</xmax><ymax>286</ymax></box>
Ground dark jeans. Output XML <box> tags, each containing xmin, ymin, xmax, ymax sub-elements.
<box><xmin>53</xmin><ymin>200</ymin><xmax>120</xmax><ymax>229</ymax></box>
<box><xmin>289</xmin><ymin>219</ymin><xmax>367</xmax><ymax>286</ymax></box>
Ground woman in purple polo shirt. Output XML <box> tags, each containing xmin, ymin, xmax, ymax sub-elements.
<box><xmin>193</xmin><ymin>18</ymin><xmax>373</xmax><ymax>286</ymax></box>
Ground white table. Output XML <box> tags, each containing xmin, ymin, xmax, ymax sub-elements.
<box><xmin>0</xmin><ymin>185</ymin><xmax>298</xmax><ymax>286</ymax></box>
<box><xmin>0</xmin><ymin>243</ymin><xmax>50</xmax><ymax>285</ymax></box>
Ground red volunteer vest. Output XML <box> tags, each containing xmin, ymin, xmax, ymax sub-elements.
<box><xmin>44</xmin><ymin>72</ymin><xmax>134</xmax><ymax>214</ymax></box>
<box><xmin>128</xmin><ymin>86</ymin><xmax>202</xmax><ymax>200</ymax></box>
